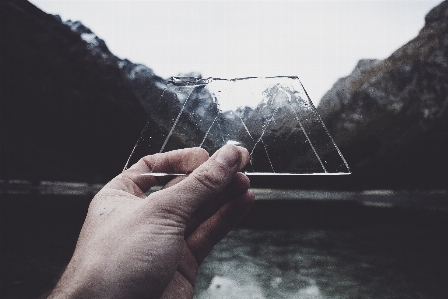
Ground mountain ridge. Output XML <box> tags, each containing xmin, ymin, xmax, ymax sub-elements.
<box><xmin>0</xmin><ymin>0</ymin><xmax>167</xmax><ymax>182</ymax></box>
<box><xmin>316</xmin><ymin>0</ymin><xmax>448</xmax><ymax>189</ymax></box>
<box><xmin>1</xmin><ymin>0</ymin><xmax>447</xmax><ymax>189</ymax></box>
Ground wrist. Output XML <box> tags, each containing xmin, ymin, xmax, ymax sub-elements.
<box><xmin>47</xmin><ymin>256</ymin><xmax>112</xmax><ymax>299</ymax></box>
<box><xmin>47</xmin><ymin>255</ymin><xmax>162</xmax><ymax>299</ymax></box>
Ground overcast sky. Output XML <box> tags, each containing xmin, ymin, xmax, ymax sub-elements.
<box><xmin>29</xmin><ymin>0</ymin><xmax>442</xmax><ymax>105</ymax></box>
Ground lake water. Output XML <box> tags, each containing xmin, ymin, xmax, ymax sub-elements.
<box><xmin>195</xmin><ymin>227</ymin><xmax>448</xmax><ymax>299</ymax></box>
<box><xmin>1</xmin><ymin>186</ymin><xmax>447</xmax><ymax>298</ymax></box>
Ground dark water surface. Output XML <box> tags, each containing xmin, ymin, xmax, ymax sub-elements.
<box><xmin>1</xmin><ymin>189</ymin><xmax>447</xmax><ymax>298</ymax></box>
<box><xmin>195</xmin><ymin>228</ymin><xmax>448</xmax><ymax>299</ymax></box>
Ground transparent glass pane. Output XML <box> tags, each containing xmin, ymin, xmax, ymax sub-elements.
<box><xmin>124</xmin><ymin>77</ymin><xmax>350</xmax><ymax>175</ymax></box>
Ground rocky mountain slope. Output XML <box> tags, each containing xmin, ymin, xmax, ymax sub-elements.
<box><xmin>1</xmin><ymin>0</ymin><xmax>447</xmax><ymax>189</ymax></box>
<box><xmin>317</xmin><ymin>0</ymin><xmax>448</xmax><ymax>189</ymax></box>
<box><xmin>0</xmin><ymin>0</ymin><xmax>171</xmax><ymax>182</ymax></box>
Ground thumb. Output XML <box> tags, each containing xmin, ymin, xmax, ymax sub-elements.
<box><xmin>149</xmin><ymin>144</ymin><xmax>249</xmax><ymax>217</ymax></box>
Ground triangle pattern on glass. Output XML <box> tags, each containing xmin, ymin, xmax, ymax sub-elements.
<box><xmin>124</xmin><ymin>77</ymin><xmax>350</xmax><ymax>176</ymax></box>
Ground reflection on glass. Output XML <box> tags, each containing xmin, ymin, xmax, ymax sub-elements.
<box><xmin>124</xmin><ymin>76</ymin><xmax>350</xmax><ymax>175</ymax></box>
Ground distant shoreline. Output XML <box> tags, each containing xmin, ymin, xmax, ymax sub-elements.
<box><xmin>1</xmin><ymin>180</ymin><xmax>447</xmax><ymax>212</ymax></box>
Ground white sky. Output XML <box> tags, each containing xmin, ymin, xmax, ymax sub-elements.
<box><xmin>29</xmin><ymin>0</ymin><xmax>442</xmax><ymax>105</ymax></box>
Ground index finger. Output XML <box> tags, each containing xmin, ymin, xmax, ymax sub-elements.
<box><xmin>109</xmin><ymin>147</ymin><xmax>209</xmax><ymax>196</ymax></box>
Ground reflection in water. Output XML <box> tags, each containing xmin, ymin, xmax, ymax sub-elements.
<box><xmin>1</xmin><ymin>188</ymin><xmax>447</xmax><ymax>298</ymax></box>
<box><xmin>194</xmin><ymin>228</ymin><xmax>447</xmax><ymax>299</ymax></box>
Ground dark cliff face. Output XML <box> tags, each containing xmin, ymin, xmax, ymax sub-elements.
<box><xmin>317</xmin><ymin>1</ymin><xmax>448</xmax><ymax>189</ymax></box>
<box><xmin>0</xmin><ymin>0</ymin><xmax>169</xmax><ymax>182</ymax></box>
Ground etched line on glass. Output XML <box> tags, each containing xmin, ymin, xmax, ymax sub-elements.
<box><xmin>239</xmin><ymin>116</ymin><xmax>254</xmax><ymax>141</ymax></box>
<box><xmin>123</xmin><ymin>86</ymin><xmax>168</xmax><ymax>171</ymax></box>
<box><xmin>261</xmin><ymin>139</ymin><xmax>275</xmax><ymax>173</ymax></box>
<box><xmin>287</xmin><ymin>87</ymin><xmax>328</xmax><ymax>173</ymax></box>
<box><xmin>238</xmin><ymin>116</ymin><xmax>256</xmax><ymax>170</ymax></box>
<box><xmin>159</xmin><ymin>86</ymin><xmax>196</xmax><ymax>154</ymax></box>
<box><xmin>297</xmin><ymin>79</ymin><xmax>350</xmax><ymax>173</ymax></box>
<box><xmin>126</xmin><ymin>76</ymin><xmax>350</xmax><ymax>175</ymax></box>
<box><xmin>149</xmin><ymin>86</ymin><xmax>197</xmax><ymax>174</ymax></box>
<box><xmin>250</xmin><ymin>106</ymin><xmax>279</xmax><ymax>173</ymax></box>
<box><xmin>199</xmin><ymin>114</ymin><xmax>219</xmax><ymax>148</ymax></box>
<box><xmin>123</xmin><ymin>141</ymin><xmax>139</xmax><ymax>172</ymax></box>
<box><xmin>217</xmin><ymin>119</ymin><xmax>226</xmax><ymax>145</ymax></box>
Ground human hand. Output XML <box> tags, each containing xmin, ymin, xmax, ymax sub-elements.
<box><xmin>48</xmin><ymin>144</ymin><xmax>254</xmax><ymax>299</ymax></box>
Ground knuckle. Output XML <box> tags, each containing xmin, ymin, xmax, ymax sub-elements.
<box><xmin>191</xmin><ymin>165</ymin><xmax>226</xmax><ymax>194</ymax></box>
<box><xmin>141</xmin><ymin>155</ymin><xmax>155</xmax><ymax>171</ymax></box>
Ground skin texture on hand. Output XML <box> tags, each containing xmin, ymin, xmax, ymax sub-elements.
<box><xmin>48</xmin><ymin>144</ymin><xmax>255</xmax><ymax>299</ymax></box>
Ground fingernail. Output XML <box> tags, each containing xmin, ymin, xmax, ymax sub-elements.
<box><xmin>215</xmin><ymin>145</ymin><xmax>240</xmax><ymax>168</ymax></box>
